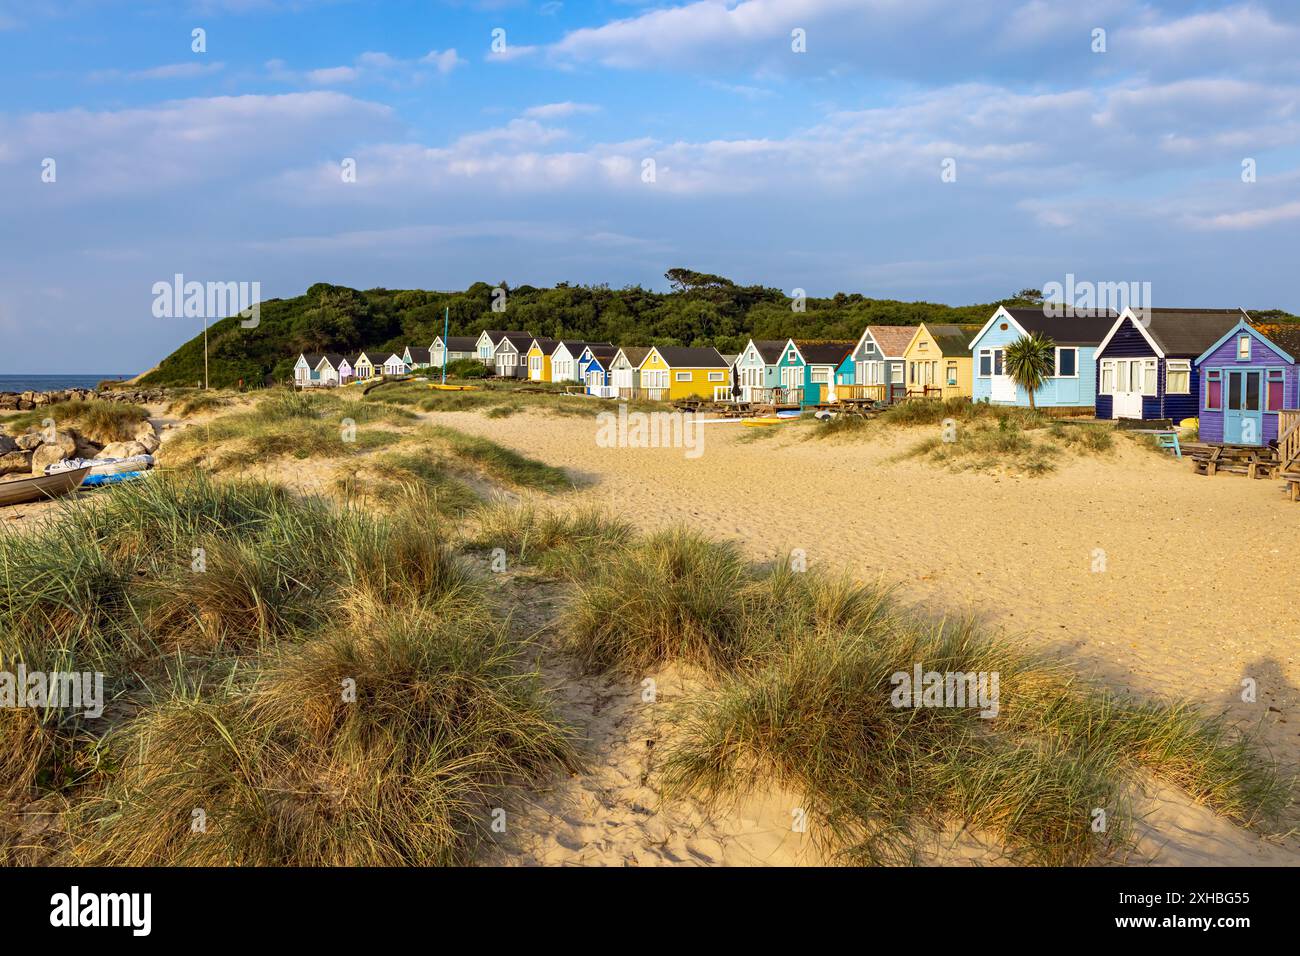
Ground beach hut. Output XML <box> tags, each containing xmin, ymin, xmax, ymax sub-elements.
<box><xmin>403</xmin><ymin>346</ymin><xmax>433</xmax><ymax>370</ymax></box>
<box><xmin>796</xmin><ymin>342</ymin><xmax>855</xmax><ymax>406</ymax></box>
<box><xmin>550</xmin><ymin>340</ymin><xmax>592</xmax><ymax>383</ymax></box>
<box><xmin>637</xmin><ymin>346</ymin><xmax>729</xmax><ymax>401</ymax></box>
<box><xmin>492</xmin><ymin>333</ymin><xmax>535</xmax><ymax>379</ymax></box>
<box><xmin>1094</xmin><ymin>308</ymin><xmax>1247</xmax><ymax>421</ymax></box>
<box><xmin>1193</xmin><ymin>319</ymin><xmax>1299</xmax><ymax>445</ymax></box>
<box><xmin>352</xmin><ymin>351</ymin><xmax>377</xmax><ymax>381</ymax></box>
<box><xmin>774</xmin><ymin>340</ymin><xmax>807</xmax><ymax>404</ymax></box>
<box><xmin>902</xmin><ymin>324</ymin><xmax>977</xmax><ymax>399</ymax></box>
<box><xmin>314</xmin><ymin>354</ymin><xmax>352</xmax><ymax>386</ymax></box>
<box><xmin>968</xmin><ymin>307</ymin><xmax>1115</xmax><ymax>410</ymax></box>
<box><xmin>525</xmin><ymin>337</ymin><xmax>559</xmax><ymax>382</ymax></box>
<box><xmin>849</xmin><ymin>326</ymin><xmax>914</xmax><ymax>403</ymax></box>
<box><xmin>580</xmin><ymin>345</ymin><xmax>619</xmax><ymax>397</ymax></box>
<box><xmin>381</xmin><ymin>353</ymin><xmax>410</xmax><ymax>377</ymax></box>
<box><xmin>733</xmin><ymin>339</ymin><xmax>785</xmax><ymax>402</ymax></box>
<box><xmin>294</xmin><ymin>353</ymin><xmax>324</xmax><ymax>388</ymax></box>
<box><xmin>476</xmin><ymin>330</ymin><xmax>507</xmax><ymax>367</ymax></box>
<box><xmin>431</xmin><ymin>336</ymin><xmax>477</xmax><ymax>368</ymax></box>
<box><xmin>611</xmin><ymin>346</ymin><xmax>651</xmax><ymax>398</ymax></box>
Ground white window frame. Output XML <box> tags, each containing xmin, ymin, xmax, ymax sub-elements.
<box><xmin>707</xmin><ymin>371</ymin><xmax>725</xmax><ymax>382</ymax></box>
<box><xmin>810</xmin><ymin>367</ymin><xmax>830</xmax><ymax>384</ymax></box>
<box><xmin>675</xmin><ymin>371</ymin><xmax>692</xmax><ymax>382</ymax></box>
<box><xmin>1238</xmin><ymin>335</ymin><xmax>1251</xmax><ymax>360</ymax></box>
<box><xmin>1054</xmin><ymin>347</ymin><xmax>1079</xmax><ymax>379</ymax></box>
<box><xmin>1166</xmin><ymin>359</ymin><xmax>1191</xmax><ymax>395</ymax></box>
<box><xmin>978</xmin><ymin>348</ymin><xmax>992</xmax><ymax>377</ymax></box>
<box><xmin>1142</xmin><ymin>358</ymin><xmax>1158</xmax><ymax>396</ymax></box>
<box><xmin>1100</xmin><ymin>359</ymin><xmax>1115</xmax><ymax>394</ymax></box>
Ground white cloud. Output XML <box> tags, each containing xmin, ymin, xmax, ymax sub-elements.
<box><xmin>89</xmin><ymin>62</ymin><xmax>226</xmax><ymax>83</ymax></box>
<box><xmin>273</xmin><ymin>49</ymin><xmax>464</xmax><ymax>86</ymax></box>
<box><xmin>522</xmin><ymin>101</ymin><xmax>600</xmax><ymax>118</ymax></box>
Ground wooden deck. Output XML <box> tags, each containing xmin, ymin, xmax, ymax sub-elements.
<box><xmin>1279</xmin><ymin>410</ymin><xmax>1300</xmax><ymax>501</ymax></box>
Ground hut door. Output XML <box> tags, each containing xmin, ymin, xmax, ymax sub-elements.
<box><xmin>1225</xmin><ymin>370</ymin><xmax>1264</xmax><ymax>445</ymax></box>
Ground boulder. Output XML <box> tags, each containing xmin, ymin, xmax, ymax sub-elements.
<box><xmin>31</xmin><ymin>443</ymin><xmax>70</xmax><ymax>475</ymax></box>
<box><xmin>96</xmin><ymin>440</ymin><xmax>149</xmax><ymax>460</ymax></box>
<box><xmin>0</xmin><ymin>451</ymin><xmax>32</xmax><ymax>476</ymax></box>
<box><xmin>30</xmin><ymin>429</ymin><xmax>78</xmax><ymax>457</ymax></box>
<box><xmin>0</xmin><ymin>434</ymin><xmax>16</xmax><ymax>455</ymax></box>
<box><xmin>133</xmin><ymin>422</ymin><xmax>160</xmax><ymax>453</ymax></box>
<box><xmin>15</xmin><ymin>433</ymin><xmax>43</xmax><ymax>451</ymax></box>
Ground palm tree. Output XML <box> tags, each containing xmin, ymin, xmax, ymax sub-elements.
<box><xmin>1003</xmin><ymin>332</ymin><xmax>1056</xmax><ymax>409</ymax></box>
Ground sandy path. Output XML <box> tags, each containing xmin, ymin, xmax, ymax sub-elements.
<box><xmin>423</xmin><ymin>405</ymin><xmax>1299</xmax><ymax>865</ymax></box>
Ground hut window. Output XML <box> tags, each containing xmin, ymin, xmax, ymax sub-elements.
<box><xmin>891</xmin><ymin>363</ymin><xmax>904</xmax><ymax>384</ymax></box>
<box><xmin>1141</xmin><ymin>359</ymin><xmax>1158</xmax><ymax>396</ymax></box>
<box><xmin>1166</xmin><ymin>360</ymin><xmax>1190</xmax><ymax>394</ymax></box>
<box><xmin>1055</xmin><ymin>348</ymin><xmax>1078</xmax><ymax>378</ymax></box>
<box><xmin>946</xmin><ymin>364</ymin><xmax>958</xmax><ymax>386</ymax></box>
<box><xmin>978</xmin><ymin>349</ymin><xmax>992</xmax><ymax>376</ymax></box>
<box><xmin>675</xmin><ymin>371</ymin><xmax>691</xmax><ymax>382</ymax></box>
<box><xmin>1266</xmin><ymin>369</ymin><xmax>1285</xmax><ymax>410</ymax></box>
<box><xmin>708</xmin><ymin>372</ymin><xmax>725</xmax><ymax>382</ymax></box>
<box><xmin>1100</xmin><ymin>360</ymin><xmax>1115</xmax><ymax>394</ymax></box>
<box><xmin>1237</xmin><ymin>335</ymin><xmax>1251</xmax><ymax>360</ymax></box>
<box><xmin>1205</xmin><ymin>370</ymin><xmax>1222</xmax><ymax>410</ymax></box>
<box><xmin>810</xmin><ymin>368</ymin><xmax>830</xmax><ymax>384</ymax></box>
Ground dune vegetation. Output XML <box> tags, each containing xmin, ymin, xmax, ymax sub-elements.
<box><xmin>0</xmin><ymin>400</ymin><xmax>150</xmax><ymax>445</ymax></box>
<box><xmin>0</xmin><ymin>474</ymin><xmax>578</xmax><ymax>865</ymax></box>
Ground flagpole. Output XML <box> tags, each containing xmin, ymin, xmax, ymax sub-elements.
<box><xmin>442</xmin><ymin>306</ymin><xmax>449</xmax><ymax>385</ymax></box>
<box><xmin>203</xmin><ymin>314</ymin><xmax>209</xmax><ymax>390</ymax></box>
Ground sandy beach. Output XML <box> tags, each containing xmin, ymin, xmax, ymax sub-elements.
<box><xmin>413</xmin><ymin>405</ymin><xmax>1300</xmax><ymax>866</ymax></box>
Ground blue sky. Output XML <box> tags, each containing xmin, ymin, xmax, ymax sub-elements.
<box><xmin>1</xmin><ymin>0</ymin><xmax>1298</xmax><ymax>373</ymax></box>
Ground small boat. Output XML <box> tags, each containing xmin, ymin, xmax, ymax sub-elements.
<box><xmin>0</xmin><ymin>466</ymin><xmax>92</xmax><ymax>507</ymax></box>
<box><xmin>82</xmin><ymin>470</ymin><xmax>148</xmax><ymax>488</ymax></box>
<box><xmin>429</xmin><ymin>383</ymin><xmax>480</xmax><ymax>391</ymax></box>
<box><xmin>47</xmin><ymin>455</ymin><xmax>153</xmax><ymax>478</ymax></box>
<box><xmin>742</xmin><ymin>416</ymin><xmax>790</xmax><ymax>427</ymax></box>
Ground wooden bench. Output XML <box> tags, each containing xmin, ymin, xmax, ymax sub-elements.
<box><xmin>1130</xmin><ymin>428</ymin><xmax>1182</xmax><ymax>459</ymax></box>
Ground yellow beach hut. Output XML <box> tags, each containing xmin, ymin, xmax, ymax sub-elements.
<box><xmin>637</xmin><ymin>346</ymin><xmax>730</xmax><ymax>401</ymax></box>
<box><xmin>525</xmin><ymin>337</ymin><xmax>559</xmax><ymax>382</ymax></box>
<box><xmin>902</xmin><ymin>324</ymin><xmax>978</xmax><ymax>399</ymax></box>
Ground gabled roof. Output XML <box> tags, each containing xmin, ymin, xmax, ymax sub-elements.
<box><xmin>439</xmin><ymin>336</ymin><xmax>478</xmax><ymax>351</ymax></box>
<box><xmin>494</xmin><ymin>332</ymin><xmax>535</xmax><ymax>352</ymax></box>
<box><xmin>1096</xmin><ymin>308</ymin><xmax>1248</xmax><ymax>358</ymax></box>
<box><xmin>970</xmin><ymin>307</ymin><xmax>1117</xmax><ymax>349</ymax></box>
<box><xmin>745</xmin><ymin>339</ymin><xmax>787</xmax><ymax>364</ymax></box>
<box><xmin>1259</xmin><ymin>324</ymin><xmax>1300</xmax><ymax>362</ymax></box>
<box><xmin>719</xmin><ymin>353</ymin><xmax>739</xmax><ymax>367</ymax></box>
<box><xmin>406</xmin><ymin>346</ymin><xmax>432</xmax><ymax>363</ymax></box>
<box><xmin>353</xmin><ymin>350</ymin><xmax>376</xmax><ymax>363</ymax></box>
<box><xmin>528</xmin><ymin>337</ymin><xmax>559</xmax><ymax>354</ymax></box>
<box><xmin>647</xmin><ymin>346</ymin><xmax>728</xmax><ymax>368</ymax></box>
<box><xmin>317</xmin><ymin>353</ymin><xmax>349</xmax><ymax>369</ymax></box>
<box><xmin>1197</xmin><ymin>319</ymin><xmax>1297</xmax><ymax>365</ymax></box>
<box><xmin>553</xmin><ymin>339</ymin><xmax>598</xmax><ymax>356</ymax></box>
<box><xmin>382</xmin><ymin>353</ymin><xmax>408</xmax><ymax>364</ymax></box>
<box><xmin>477</xmin><ymin>329</ymin><xmax>506</xmax><ymax>343</ymax></box>
<box><xmin>298</xmin><ymin>352</ymin><xmax>324</xmax><ymax>366</ymax></box>
<box><xmin>794</xmin><ymin>341</ymin><xmax>854</xmax><ymax>365</ymax></box>
<box><xmin>613</xmin><ymin>346</ymin><xmax>652</xmax><ymax>367</ymax></box>
<box><xmin>864</xmin><ymin>326</ymin><xmax>916</xmax><ymax>358</ymax></box>
<box><xmin>912</xmin><ymin>324</ymin><xmax>979</xmax><ymax>357</ymax></box>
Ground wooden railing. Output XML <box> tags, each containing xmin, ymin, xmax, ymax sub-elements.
<box><xmin>834</xmin><ymin>384</ymin><xmax>888</xmax><ymax>403</ymax></box>
<box><xmin>748</xmin><ymin>386</ymin><xmax>802</xmax><ymax>406</ymax></box>
<box><xmin>1279</xmin><ymin>409</ymin><xmax>1300</xmax><ymax>471</ymax></box>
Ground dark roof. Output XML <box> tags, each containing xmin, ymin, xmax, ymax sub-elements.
<box><xmin>1000</xmin><ymin>308</ymin><xmax>1117</xmax><ymax>347</ymax></box>
<box><xmin>1137</xmin><ymin>308</ymin><xmax>1248</xmax><ymax>357</ymax></box>
<box><xmin>320</xmin><ymin>353</ymin><xmax>348</xmax><ymax>367</ymax></box>
<box><xmin>652</xmin><ymin>346</ymin><xmax>728</xmax><ymax>368</ymax></box>
<box><xmin>1258</xmin><ymin>324</ymin><xmax>1300</xmax><ymax>361</ymax></box>
<box><xmin>923</xmin><ymin>325</ymin><xmax>981</xmax><ymax>357</ymax></box>
<box><xmin>479</xmin><ymin>329</ymin><xmax>507</xmax><ymax>340</ymax></box>
<box><xmin>794</xmin><ymin>341</ymin><xmax>854</xmax><ymax>365</ymax></box>
<box><xmin>750</xmin><ymin>339</ymin><xmax>787</xmax><ymax>363</ymax></box>
<box><xmin>584</xmin><ymin>344</ymin><xmax>619</xmax><ymax>361</ymax></box>
<box><xmin>406</xmin><ymin>346</ymin><xmax>431</xmax><ymax>362</ymax></box>
<box><xmin>300</xmin><ymin>352</ymin><xmax>324</xmax><ymax>366</ymax></box>
<box><xmin>442</xmin><ymin>336</ymin><xmax>478</xmax><ymax>351</ymax></box>
<box><xmin>529</xmin><ymin>337</ymin><xmax>559</xmax><ymax>352</ymax></box>
<box><xmin>495</xmin><ymin>332</ymin><xmax>535</xmax><ymax>352</ymax></box>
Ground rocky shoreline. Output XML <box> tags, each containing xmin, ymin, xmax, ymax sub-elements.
<box><xmin>0</xmin><ymin>388</ymin><xmax>166</xmax><ymax>478</ymax></box>
<box><xmin>0</xmin><ymin>387</ymin><xmax>168</xmax><ymax>411</ymax></box>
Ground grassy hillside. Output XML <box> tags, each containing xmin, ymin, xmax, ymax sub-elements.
<box><xmin>139</xmin><ymin>272</ymin><xmax>1299</xmax><ymax>389</ymax></box>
